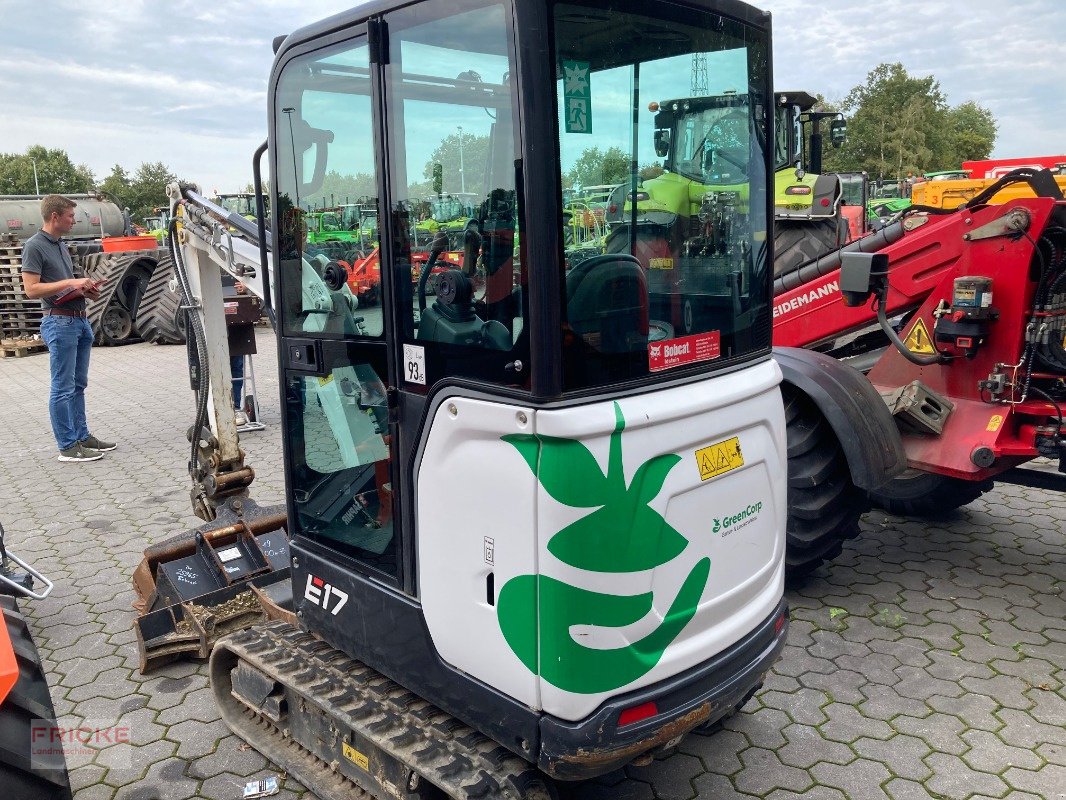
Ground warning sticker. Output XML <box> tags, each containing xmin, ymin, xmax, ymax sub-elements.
<box><xmin>648</xmin><ymin>331</ymin><xmax>721</xmax><ymax>372</ymax></box>
<box><xmin>903</xmin><ymin>318</ymin><xmax>936</xmax><ymax>354</ymax></box>
<box><xmin>986</xmin><ymin>414</ymin><xmax>1003</xmax><ymax>432</ymax></box>
<box><xmin>343</xmin><ymin>742</ymin><xmax>370</xmax><ymax>771</ymax></box>
<box><xmin>649</xmin><ymin>257</ymin><xmax>674</xmax><ymax>270</ymax></box>
<box><xmin>695</xmin><ymin>436</ymin><xmax>745</xmax><ymax>481</ymax></box>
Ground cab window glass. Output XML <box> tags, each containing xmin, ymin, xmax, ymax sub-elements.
<box><xmin>554</xmin><ymin>3</ymin><xmax>771</xmax><ymax>391</ymax></box>
<box><xmin>385</xmin><ymin>0</ymin><xmax>526</xmax><ymax>387</ymax></box>
<box><xmin>275</xmin><ymin>39</ymin><xmax>382</xmax><ymax>339</ymax></box>
<box><xmin>284</xmin><ymin>357</ymin><xmax>397</xmax><ymax>576</ymax></box>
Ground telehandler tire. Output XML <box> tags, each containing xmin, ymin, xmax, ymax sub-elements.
<box><xmin>773</xmin><ymin>215</ymin><xmax>847</xmax><ymax>278</ymax></box>
<box><xmin>782</xmin><ymin>385</ymin><xmax>866</xmax><ymax>578</ymax></box>
<box><xmin>0</xmin><ymin>597</ymin><xmax>72</xmax><ymax>800</ymax></box>
<box><xmin>867</xmin><ymin>470</ymin><xmax>991</xmax><ymax>517</ymax></box>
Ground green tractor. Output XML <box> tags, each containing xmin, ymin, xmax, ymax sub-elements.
<box><xmin>608</xmin><ymin>89</ymin><xmax>848</xmax><ymax>278</ymax></box>
<box><xmin>143</xmin><ymin>207</ymin><xmax>170</xmax><ymax>244</ymax></box>
<box><xmin>866</xmin><ymin>179</ymin><xmax>912</xmax><ymax>226</ymax></box>
<box><xmin>306</xmin><ymin>209</ymin><xmax>363</xmax><ymax>262</ymax></box>
<box><xmin>770</xmin><ymin>90</ymin><xmax>849</xmax><ymax>273</ymax></box>
<box><xmin>337</xmin><ymin>199</ymin><xmax>379</xmax><ymax>253</ymax></box>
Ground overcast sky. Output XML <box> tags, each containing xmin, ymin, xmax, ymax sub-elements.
<box><xmin>1</xmin><ymin>0</ymin><xmax>1062</xmax><ymax>193</ymax></box>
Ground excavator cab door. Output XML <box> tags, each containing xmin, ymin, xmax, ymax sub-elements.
<box><xmin>270</xmin><ymin>3</ymin><xmax>529</xmax><ymax>602</ymax></box>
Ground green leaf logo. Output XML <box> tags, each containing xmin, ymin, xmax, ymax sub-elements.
<box><xmin>498</xmin><ymin>403</ymin><xmax>710</xmax><ymax>694</ymax></box>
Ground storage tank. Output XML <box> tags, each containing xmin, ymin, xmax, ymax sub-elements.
<box><xmin>0</xmin><ymin>194</ymin><xmax>130</xmax><ymax>240</ymax></box>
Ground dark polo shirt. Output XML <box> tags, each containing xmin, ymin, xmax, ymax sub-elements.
<box><xmin>21</xmin><ymin>230</ymin><xmax>85</xmax><ymax>312</ymax></box>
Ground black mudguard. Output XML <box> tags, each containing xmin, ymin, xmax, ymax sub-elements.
<box><xmin>774</xmin><ymin>346</ymin><xmax>906</xmax><ymax>491</ymax></box>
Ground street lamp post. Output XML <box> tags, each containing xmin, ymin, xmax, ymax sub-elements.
<box><xmin>31</xmin><ymin>158</ymin><xmax>40</xmax><ymax>196</ymax></box>
<box><xmin>457</xmin><ymin>126</ymin><xmax>465</xmax><ymax>193</ymax></box>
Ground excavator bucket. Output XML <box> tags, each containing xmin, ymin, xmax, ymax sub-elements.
<box><xmin>132</xmin><ymin>498</ymin><xmax>292</xmax><ymax>673</ymax></box>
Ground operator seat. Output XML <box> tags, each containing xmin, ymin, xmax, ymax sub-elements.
<box><xmin>565</xmin><ymin>254</ymin><xmax>649</xmax><ymax>354</ymax></box>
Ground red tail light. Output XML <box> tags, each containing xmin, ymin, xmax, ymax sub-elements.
<box><xmin>618</xmin><ymin>701</ymin><xmax>658</xmax><ymax>727</ymax></box>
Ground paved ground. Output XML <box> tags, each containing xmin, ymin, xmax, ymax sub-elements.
<box><xmin>0</xmin><ymin>330</ymin><xmax>1063</xmax><ymax>800</ymax></box>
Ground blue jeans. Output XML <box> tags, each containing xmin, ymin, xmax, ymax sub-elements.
<box><xmin>40</xmin><ymin>315</ymin><xmax>93</xmax><ymax>451</ymax></box>
<box><xmin>231</xmin><ymin>355</ymin><xmax>245</xmax><ymax>410</ymax></box>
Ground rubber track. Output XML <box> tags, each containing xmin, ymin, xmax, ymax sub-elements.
<box><xmin>0</xmin><ymin>597</ymin><xmax>72</xmax><ymax>800</ymax></box>
<box><xmin>79</xmin><ymin>252</ymin><xmax>158</xmax><ymax>346</ymax></box>
<box><xmin>212</xmin><ymin>622</ymin><xmax>555</xmax><ymax>800</ymax></box>
<box><xmin>135</xmin><ymin>252</ymin><xmax>186</xmax><ymax>344</ymax></box>
<box><xmin>783</xmin><ymin>385</ymin><xmax>866</xmax><ymax>578</ymax></box>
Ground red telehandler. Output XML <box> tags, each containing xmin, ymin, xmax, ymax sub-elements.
<box><xmin>772</xmin><ymin>169</ymin><xmax>1066</xmax><ymax>573</ymax></box>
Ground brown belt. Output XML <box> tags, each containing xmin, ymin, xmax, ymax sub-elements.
<box><xmin>45</xmin><ymin>308</ymin><xmax>87</xmax><ymax>318</ymax></box>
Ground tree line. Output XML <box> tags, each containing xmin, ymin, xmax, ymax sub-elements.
<box><xmin>2</xmin><ymin>62</ymin><xmax>1001</xmax><ymax>224</ymax></box>
<box><xmin>0</xmin><ymin>145</ymin><xmax>180</xmax><ymax>225</ymax></box>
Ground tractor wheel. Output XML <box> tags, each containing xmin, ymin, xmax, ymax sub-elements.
<box><xmin>0</xmin><ymin>597</ymin><xmax>72</xmax><ymax>800</ymax></box>
<box><xmin>773</xmin><ymin>215</ymin><xmax>848</xmax><ymax>278</ymax></box>
<box><xmin>783</xmin><ymin>385</ymin><xmax>866</xmax><ymax>578</ymax></box>
<box><xmin>867</xmin><ymin>470</ymin><xmax>992</xmax><ymax>517</ymax></box>
<box><xmin>100</xmin><ymin>305</ymin><xmax>134</xmax><ymax>343</ymax></box>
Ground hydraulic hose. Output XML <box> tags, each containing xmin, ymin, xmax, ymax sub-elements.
<box><xmin>168</xmin><ymin>217</ymin><xmax>212</xmax><ymax>483</ymax></box>
<box><xmin>773</xmin><ymin>219</ymin><xmax>906</xmax><ymax>297</ymax></box>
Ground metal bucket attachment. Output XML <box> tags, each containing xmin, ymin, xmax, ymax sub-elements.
<box><xmin>133</xmin><ymin>498</ymin><xmax>292</xmax><ymax>672</ymax></box>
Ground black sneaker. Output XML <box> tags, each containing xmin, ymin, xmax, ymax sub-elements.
<box><xmin>80</xmin><ymin>435</ymin><xmax>116</xmax><ymax>452</ymax></box>
<box><xmin>58</xmin><ymin>444</ymin><xmax>103</xmax><ymax>463</ymax></box>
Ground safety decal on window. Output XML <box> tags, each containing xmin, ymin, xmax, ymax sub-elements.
<box><xmin>562</xmin><ymin>60</ymin><xmax>592</xmax><ymax>134</ymax></box>
<box><xmin>648</xmin><ymin>331</ymin><xmax>720</xmax><ymax>372</ymax></box>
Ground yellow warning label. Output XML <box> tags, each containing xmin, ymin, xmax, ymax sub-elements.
<box><xmin>986</xmin><ymin>415</ymin><xmax>1004</xmax><ymax>432</ymax></box>
<box><xmin>318</xmin><ymin>375</ymin><xmax>334</xmax><ymax>387</ymax></box>
<box><xmin>649</xmin><ymin>257</ymin><xmax>674</xmax><ymax>270</ymax></box>
<box><xmin>903</xmin><ymin>318</ymin><xmax>936</xmax><ymax>354</ymax></box>
<box><xmin>343</xmin><ymin>742</ymin><xmax>370</xmax><ymax>771</ymax></box>
<box><xmin>695</xmin><ymin>437</ymin><xmax>745</xmax><ymax>481</ymax></box>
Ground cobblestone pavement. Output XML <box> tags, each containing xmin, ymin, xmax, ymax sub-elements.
<box><xmin>0</xmin><ymin>331</ymin><xmax>1062</xmax><ymax>800</ymax></box>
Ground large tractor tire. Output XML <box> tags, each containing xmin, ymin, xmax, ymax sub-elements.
<box><xmin>773</xmin><ymin>215</ymin><xmax>848</xmax><ymax>278</ymax></box>
<box><xmin>867</xmin><ymin>471</ymin><xmax>992</xmax><ymax>517</ymax></box>
<box><xmin>783</xmin><ymin>385</ymin><xmax>867</xmax><ymax>578</ymax></box>
<box><xmin>0</xmin><ymin>597</ymin><xmax>72</xmax><ymax>800</ymax></box>
<box><xmin>135</xmin><ymin>253</ymin><xmax>187</xmax><ymax>345</ymax></box>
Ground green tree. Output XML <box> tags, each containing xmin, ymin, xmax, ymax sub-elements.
<box><xmin>312</xmin><ymin>170</ymin><xmax>377</xmax><ymax>208</ymax></box>
<box><xmin>0</xmin><ymin>146</ymin><xmax>95</xmax><ymax>195</ymax></box>
<box><xmin>826</xmin><ymin>63</ymin><xmax>996</xmax><ymax>179</ymax></box>
<box><xmin>423</xmin><ymin>132</ymin><xmax>491</xmax><ymax>197</ymax></box>
<box><xmin>126</xmin><ymin>162</ymin><xmax>177</xmax><ymax>223</ymax></box>
<box><xmin>943</xmin><ymin>101</ymin><xmax>997</xmax><ymax>166</ymax></box>
<box><xmin>99</xmin><ymin>164</ymin><xmax>133</xmax><ymax>208</ymax></box>
<box><xmin>567</xmin><ymin>146</ymin><xmax>630</xmax><ymax>189</ymax></box>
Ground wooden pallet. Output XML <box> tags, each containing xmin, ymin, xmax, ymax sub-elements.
<box><xmin>0</xmin><ymin>337</ymin><xmax>46</xmax><ymax>358</ymax></box>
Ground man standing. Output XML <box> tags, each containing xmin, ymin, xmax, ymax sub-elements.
<box><xmin>20</xmin><ymin>195</ymin><xmax>116</xmax><ymax>462</ymax></box>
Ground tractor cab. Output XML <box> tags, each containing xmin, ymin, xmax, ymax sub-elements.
<box><xmin>263</xmin><ymin>0</ymin><xmax>786</xmax><ymax>783</ymax></box>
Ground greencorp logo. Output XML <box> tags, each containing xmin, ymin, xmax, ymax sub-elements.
<box><xmin>712</xmin><ymin>501</ymin><xmax>763</xmax><ymax>537</ymax></box>
<box><xmin>497</xmin><ymin>403</ymin><xmax>710</xmax><ymax>695</ymax></box>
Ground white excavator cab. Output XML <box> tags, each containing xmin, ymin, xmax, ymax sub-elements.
<box><xmin>210</xmin><ymin>0</ymin><xmax>789</xmax><ymax>794</ymax></box>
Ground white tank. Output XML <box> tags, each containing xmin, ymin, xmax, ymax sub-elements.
<box><xmin>0</xmin><ymin>194</ymin><xmax>129</xmax><ymax>240</ymax></box>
